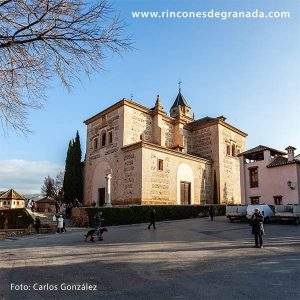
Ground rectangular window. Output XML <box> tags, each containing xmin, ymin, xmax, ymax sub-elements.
<box><xmin>94</xmin><ymin>138</ymin><xmax>98</xmax><ymax>150</ymax></box>
<box><xmin>274</xmin><ymin>196</ymin><xmax>282</xmax><ymax>205</ymax></box>
<box><xmin>101</xmin><ymin>132</ymin><xmax>106</xmax><ymax>147</ymax></box>
<box><xmin>226</xmin><ymin>144</ymin><xmax>231</xmax><ymax>156</ymax></box>
<box><xmin>108</xmin><ymin>131</ymin><xmax>113</xmax><ymax>144</ymax></box>
<box><xmin>249</xmin><ymin>167</ymin><xmax>258</xmax><ymax>188</ymax></box>
<box><xmin>158</xmin><ymin>159</ymin><xmax>164</xmax><ymax>171</ymax></box>
<box><xmin>250</xmin><ymin>197</ymin><xmax>260</xmax><ymax>205</ymax></box>
<box><xmin>231</xmin><ymin>144</ymin><xmax>236</xmax><ymax>157</ymax></box>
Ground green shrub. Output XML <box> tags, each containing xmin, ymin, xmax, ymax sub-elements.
<box><xmin>0</xmin><ymin>209</ymin><xmax>34</xmax><ymax>229</ymax></box>
<box><xmin>71</xmin><ymin>205</ymin><xmax>226</xmax><ymax>227</ymax></box>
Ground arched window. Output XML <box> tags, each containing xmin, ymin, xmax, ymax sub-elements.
<box><xmin>93</xmin><ymin>138</ymin><xmax>98</xmax><ymax>150</ymax></box>
<box><xmin>232</xmin><ymin>144</ymin><xmax>236</xmax><ymax>157</ymax></box>
<box><xmin>108</xmin><ymin>131</ymin><xmax>113</xmax><ymax>144</ymax></box>
<box><xmin>101</xmin><ymin>132</ymin><xmax>106</xmax><ymax>147</ymax></box>
<box><xmin>227</xmin><ymin>144</ymin><xmax>231</xmax><ymax>156</ymax></box>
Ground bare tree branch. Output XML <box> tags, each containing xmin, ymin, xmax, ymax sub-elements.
<box><xmin>0</xmin><ymin>0</ymin><xmax>132</xmax><ymax>134</ymax></box>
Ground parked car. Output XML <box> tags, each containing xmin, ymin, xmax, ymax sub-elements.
<box><xmin>226</xmin><ymin>205</ymin><xmax>247</xmax><ymax>222</ymax></box>
<box><xmin>272</xmin><ymin>205</ymin><xmax>300</xmax><ymax>225</ymax></box>
<box><xmin>246</xmin><ymin>204</ymin><xmax>274</xmax><ymax>223</ymax></box>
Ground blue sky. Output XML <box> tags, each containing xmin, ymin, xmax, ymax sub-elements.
<box><xmin>1</xmin><ymin>0</ymin><xmax>300</xmax><ymax>193</ymax></box>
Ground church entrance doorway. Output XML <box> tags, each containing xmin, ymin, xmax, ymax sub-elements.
<box><xmin>98</xmin><ymin>188</ymin><xmax>106</xmax><ymax>206</ymax></box>
<box><xmin>180</xmin><ymin>181</ymin><xmax>191</xmax><ymax>205</ymax></box>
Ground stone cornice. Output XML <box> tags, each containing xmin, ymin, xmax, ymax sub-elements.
<box><xmin>84</xmin><ymin>98</ymin><xmax>247</xmax><ymax>138</ymax></box>
<box><xmin>122</xmin><ymin>141</ymin><xmax>212</xmax><ymax>164</ymax></box>
<box><xmin>187</xmin><ymin>118</ymin><xmax>247</xmax><ymax>137</ymax></box>
<box><xmin>84</xmin><ymin>99</ymin><xmax>125</xmax><ymax>125</ymax></box>
<box><xmin>219</xmin><ymin>120</ymin><xmax>248</xmax><ymax>137</ymax></box>
<box><xmin>84</xmin><ymin>98</ymin><xmax>176</xmax><ymax>125</ymax></box>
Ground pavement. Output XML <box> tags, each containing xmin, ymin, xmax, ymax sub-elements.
<box><xmin>0</xmin><ymin>217</ymin><xmax>299</xmax><ymax>300</ymax></box>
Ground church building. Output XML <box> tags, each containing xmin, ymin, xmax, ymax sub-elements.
<box><xmin>83</xmin><ymin>87</ymin><xmax>247</xmax><ymax>206</ymax></box>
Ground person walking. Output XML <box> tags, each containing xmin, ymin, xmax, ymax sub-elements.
<box><xmin>148</xmin><ymin>208</ymin><xmax>156</xmax><ymax>230</ymax></box>
<box><xmin>62</xmin><ymin>219</ymin><xmax>67</xmax><ymax>232</ymax></box>
<box><xmin>208</xmin><ymin>205</ymin><xmax>215</xmax><ymax>221</ymax></box>
<box><xmin>34</xmin><ymin>217</ymin><xmax>41</xmax><ymax>234</ymax></box>
<box><xmin>251</xmin><ymin>208</ymin><xmax>264</xmax><ymax>248</ymax></box>
<box><xmin>57</xmin><ymin>215</ymin><xmax>64</xmax><ymax>234</ymax></box>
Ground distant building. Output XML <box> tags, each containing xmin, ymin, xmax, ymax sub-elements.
<box><xmin>36</xmin><ymin>196</ymin><xmax>57</xmax><ymax>213</ymax></box>
<box><xmin>239</xmin><ymin>145</ymin><xmax>300</xmax><ymax>205</ymax></box>
<box><xmin>83</xmin><ymin>87</ymin><xmax>247</xmax><ymax>206</ymax></box>
<box><xmin>0</xmin><ymin>189</ymin><xmax>26</xmax><ymax>209</ymax></box>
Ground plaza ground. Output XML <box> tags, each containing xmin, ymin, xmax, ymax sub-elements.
<box><xmin>0</xmin><ymin>217</ymin><xmax>299</xmax><ymax>300</ymax></box>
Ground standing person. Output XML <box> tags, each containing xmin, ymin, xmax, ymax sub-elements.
<box><xmin>27</xmin><ymin>199</ymin><xmax>33</xmax><ymax>211</ymax></box>
<box><xmin>148</xmin><ymin>208</ymin><xmax>156</xmax><ymax>230</ymax></box>
<box><xmin>57</xmin><ymin>215</ymin><xmax>64</xmax><ymax>234</ymax></box>
<box><xmin>208</xmin><ymin>205</ymin><xmax>215</xmax><ymax>221</ymax></box>
<box><xmin>63</xmin><ymin>218</ymin><xmax>67</xmax><ymax>233</ymax></box>
<box><xmin>251</xmin><ymin>208</ymin><xmax>264</xmax><ymax>248</ymax></box>
<box><xmin>34</xmin><ymin>217</ymin><xmax>41</xmax><ymax>234</ymax></box>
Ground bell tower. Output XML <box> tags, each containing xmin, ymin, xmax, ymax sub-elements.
<box><xmin>170</xmin><ymin>81</ymin><xmax>192</xmax><ymax>121</ymax></box>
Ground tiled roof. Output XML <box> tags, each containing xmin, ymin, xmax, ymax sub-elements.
<box><xmin>0</xmin><ymin>189</ymin><xmax>26</xmax><ymax>201</ymax></box>
<box><xmin>184</xmin><ymin>117</ymin><xmax>218</xmax><ymax>130</ymax></box>
<box><xmin>171</xmin><ymin>90</ymin><xmax>190</xmax><ymax>109</ymax></box>
<box><xmin>267</xmin><ymin>156</ymin><xmax>300</xmax><ymax>168</ymax></box>
<box><xmin>239</xmin><ymin>145</ymin><xmax>286</xmax><ymax>157</ymax></box>
<box><xmin>36</xmin><ymin>196</ymin><xmax>57</xmax><ymax>204</ymax></box>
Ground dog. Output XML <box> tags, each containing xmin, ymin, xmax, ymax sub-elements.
<box><xmin>84</xmin><ymin>227</ymin><xmax>108</xmax><ymax>242</ymax></box>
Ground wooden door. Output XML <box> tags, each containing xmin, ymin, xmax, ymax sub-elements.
<box><xmin>98</xmin><ymin>188</ymin><xmax>106</xmax><ymax>206</ymax></box>
<box><xmin>180</xmin><ymin>181</ymin><xmax>191</xmax><ymax>205</ymax></box>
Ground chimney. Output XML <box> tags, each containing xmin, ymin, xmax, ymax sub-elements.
<box><xmin>285</xmin><ymin>146</ymin><xmax>296</xmax><ymax>162</ymax></box>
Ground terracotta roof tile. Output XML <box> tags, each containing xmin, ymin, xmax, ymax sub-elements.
<box><xmin>267</xmin><ymin>156</ymin><xmax>300</xmax><ymax>168</ymax></box>
<box><xmin>239</xmin><ymin>145</ymin><xmax>286</xmax><ymax>157</ymax></box>
<box><xmin>0</xmin><ymin>189</ymin><xmax>26</xmax><ymax>201</ymax></box>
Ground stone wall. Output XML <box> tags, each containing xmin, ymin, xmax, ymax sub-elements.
<box><xmin>187</xmin><ymin>123</ymin><xmax>246</xmax><ymax>204</ymax></box>
<box><xmin>84</xmin><ymin>106</ymin><xmax>126</xmax><ymax>205</ymax></box>
<box><xmin>84</xmin><ymin>146</ymin><xmax>142</xmax><ymax>206</ymax></box>
<box><xmin>162</xmin><ymin>120</ymin><xmax>175</xmax><ymax>148</ymax></box>
<box><xmin>141</xmin><ymin>145</ymin><xmax>212</xmax><ymax>205</ymax></box>
<box><xmin>218</xmin><ymin>125</ymin><xmax>246</xmax><ymax>204</ymax></box>
<box><xmin>83</xmin><ymin>99</ymin><xmax>246</xmax><ymax>207</ymax></box>
<box><xmin>123</xmin><ymin>105</ymin><xmax>153</xmax><ymax>145</ymax></box>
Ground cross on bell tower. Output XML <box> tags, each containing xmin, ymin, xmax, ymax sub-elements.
<box><xmin>178</xmin><ymin>80</ymin><xmax>182</xmax><ymax>92</ymax></box>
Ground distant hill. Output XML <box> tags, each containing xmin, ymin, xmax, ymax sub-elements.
<box><xmin>24</xmin><ymin>194</ymin><xmax>43</xmax><ymax>200</ymax></box>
